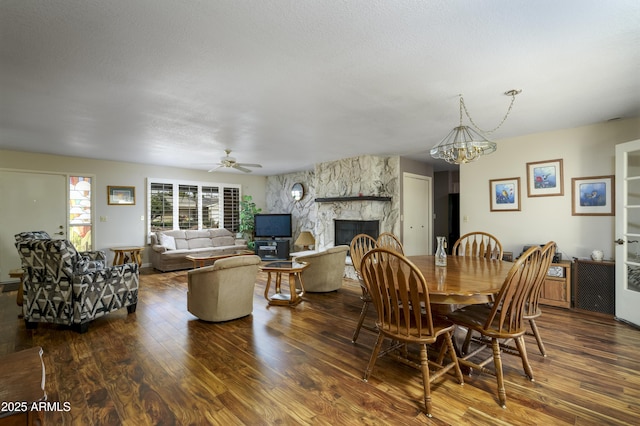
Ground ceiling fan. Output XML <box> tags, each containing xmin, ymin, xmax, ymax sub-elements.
<box><xmin>205</xmin><ymin>149</ymin><xmax>262</xmax><ymax>173</ymax></box>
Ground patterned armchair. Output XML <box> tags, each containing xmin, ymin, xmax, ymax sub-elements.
<box><xmin>15</xmin><ymin>231</ymin><xmax>108</xmax><ymax>266</ymax></box>
<box><xmin>15</xmin><ymin>238</ymin><xmax>139</xmax><ymax>333</ymax></box>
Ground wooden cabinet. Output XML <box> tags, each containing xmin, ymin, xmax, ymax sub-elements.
<box><xmin>540</xmin><ymin>260</ymin><xmax>572</xmax><ymax>308</ymax></box>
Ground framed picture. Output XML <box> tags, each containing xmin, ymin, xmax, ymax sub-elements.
<box><xmin>489</xmin><ymin>177</ymin><xmax>521</xmax><ymax>211</ymax></box>
<box><xmin>571</xmin><ymin>175</ymin><xmax>614</xmax><ymax>216</ymax></box>
<box><xmin>526</xmin><ymin>159</ymin><xmax>564</xmax><ymax>197</ymax></box>
<box><xmin>107</xmin><ymin>186</ymin><xmax>135</xmax><ymax>205</ymax></box>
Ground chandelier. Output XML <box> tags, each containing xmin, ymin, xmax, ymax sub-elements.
<box><xmin>430</xmin><ymin>90</ymin><xmax>521</xmax><ymax>165</ymax></box>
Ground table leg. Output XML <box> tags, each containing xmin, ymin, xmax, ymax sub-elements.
<box><xmin>134</xmin><ymin>250</ymin><xmax>142</xmax><ymax>266</ymax></box>
<box><xmin>288</xmin><ymin>273</ymin><xmax>298</xmax><ymax>304</ymax></box>
<box><xmin>295</xmin><ymin>272</ymin><xmax>306</xmax><ymax>299</ymax></box>
<box><xmin>264</xmin><ymin>272</ymin><xmax>273</xmax><ymax>301</ymax></box>
<box><xmin>275</xmin><ymin>272</ymin><xmax>282</xmax><ymax>294</ymax></box>
<box><xmin>16</xmin><ymin>279</ymin><xmax>23</xmax><ymax>307</ymax></box>
<box><xmin>9</xmin><ymin>270</ymin><xmax>24</xmax><ymax>307</ymax></box>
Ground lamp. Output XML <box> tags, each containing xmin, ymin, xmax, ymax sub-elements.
<box><xmin>430</xmin><ymin>90</ymin><xmax>521</xmax><ymax>165</ymax></box>
<box><xmin>295</xmin><ymin>231</ymin><xmax>315</xmax><ymax>250</ymax></box>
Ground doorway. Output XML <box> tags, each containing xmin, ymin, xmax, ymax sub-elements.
<box><xmin>0</xmin><ymin>170</ymin><xmax>67</xmax><ymax>282</ymax></box>
<box><xmin>402</xmin><ymin>173</ymin><xmax>432</xmax><ymax>256</ymax></box>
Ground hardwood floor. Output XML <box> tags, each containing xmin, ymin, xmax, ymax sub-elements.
<box><xmin>1</xmin><ymin>268</ymin><xmax>639</xmax><ymax>425</ymax></box>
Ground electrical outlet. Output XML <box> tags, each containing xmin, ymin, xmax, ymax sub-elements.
<box><xmin>140</xmin><ymin>215</ymin><xmax>144</xmax><ymax>221</ymax></box>
<box><xmin>463</xmin><ymin>215</ymin><xmax>469</xmax><ymax>223</ymax></box>
<box><xmin>100</xmin><ymin>216</ymin><xmax>107</xmax><ymax>222</ymax></box>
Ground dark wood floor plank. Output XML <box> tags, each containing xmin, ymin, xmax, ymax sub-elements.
<box><xmin>1</xmin><ymin>268</ymin><xmax>639</xmax><ymax>425</ymax></box>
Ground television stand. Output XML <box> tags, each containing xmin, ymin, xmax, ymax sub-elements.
<box><xmin>255</xmin><ymin>240</ymin><xmax>290</xmax><ymax>260</ymax></box>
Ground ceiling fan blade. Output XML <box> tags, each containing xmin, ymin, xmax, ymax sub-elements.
<box><xmin>236</xmin><ymin>163</ymin><xmax>262</xmax><ymax>168</ymax></box>
<box><xmin>207</xmin><ymin>165</ymin><xmax>224</xmax><ymax>172</ymax></box>
<box><xmin>232</xmin><ymin>164</ymin><xmax>253</xmax><ymax>173</ymax></box>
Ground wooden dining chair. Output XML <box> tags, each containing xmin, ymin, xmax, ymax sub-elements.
<box><xmin>452</xmin><ymin>232</ymin><xmax>503</xmax><ymax>260</ymax></box>
<box><xmin>360</xmin><ymin>248</ymin><xmax>464</xmax><ymax>417</ymax></box>
<box><xmin>471</xmin><ymin>242</ymin><xmax>556</xmax><ymax>381</ymax></box>
<box><xmin>376</xmin><ymin>232</ymin><xmax>404</xmax><ymax>254</ymax></box>
<box><xmin>350</xmin><ymin>234</ymin><xmax>378</xmax><ymax>343</ymax></box>
<box><xmin>446</xmin><ymin>245</ymin><xmax>542</xmax><ymax>408</ymax></box>
<box><xmin>523</xmin><ymin>241</ymin><xmax>556</xmax><ymax>356</ymax></box>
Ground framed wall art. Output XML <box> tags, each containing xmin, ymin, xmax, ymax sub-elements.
<box><xmin>489</xmin><ymin>177</ymin><xmax>521</xmax><ymax>212</ymax></box>
<box><xmin>526</xmin><ymin>158</ymin><xmax>564</xmax><ymax>197</ymax></box>
<box><xmin>571</xmin><ymin>175</ymin><xmax>614</xmax><ymax>216</ymax></box>
<box><xmin>107</xmin><ymin>186</ymin><xmax>135</xmax><ymax>205</ymax></box>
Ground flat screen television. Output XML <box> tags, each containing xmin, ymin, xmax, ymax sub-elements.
<box><xmin>254</xmin><ymin>213</ymin><xmax>292</xmax><ymax>239</ymax></box>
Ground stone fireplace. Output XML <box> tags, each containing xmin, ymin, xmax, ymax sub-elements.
<box><xmin>266</xmin><ymin>154</ymin><xmax>401</xmax><ymax>278</ymax></box>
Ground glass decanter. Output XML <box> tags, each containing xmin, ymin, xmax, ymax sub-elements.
<box><xmin>435</xmin><ymin>236</ymin><xmax>447</xmax><ymax>267</ymax></box>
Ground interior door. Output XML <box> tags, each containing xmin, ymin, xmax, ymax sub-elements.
<box><xmin>402</xmin><ymin>173</ymin><xmax>432</xmax><ymax>256</ymax></box>
<box><xmin>0</xmin><ymin>171</ymin><xmax>67</xmax><ymax>282</ymax></box>
<box><xmin>614</xmin><ymin>139</ymin><xmax>640</xmax><ymax>327</ymax></box>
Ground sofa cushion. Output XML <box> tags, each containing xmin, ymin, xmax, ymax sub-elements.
<box><xmin>212</xmin><ymin>236</ymin><xmax>235</xmax><ymax>247</ymax></box>
<box><xmin>185</xmin><ymin>230</ymin><xmax>211</xmax><ymax>239</ymax></box>
<box><xmin>209</xmin><ymin>229</ymin><xmax>233</xmax><ymax>238</ymax></box>
<box><xmin>188</xmin><ymin>238</ymin><xmax>213</xmax><ymax>249</ymax></box>
<box><xmin>159</xmin><ymin>233</ymin><xmax>177</xmax><ymax>250</ymax></box>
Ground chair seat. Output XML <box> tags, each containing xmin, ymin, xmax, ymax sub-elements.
<box><xmin>523</xmin><ymin>306</ymin><xmax>542</xmax><ymax>319</ymax></box>
<box><xmin>378</xmin><ymin>316</ymin><xmax>456</xmax><ymax>344</ymax></box>
<box><xmin>447</xmin><ymin>305</ymin><xmax>526</xmax><ymax>339</ymax></box>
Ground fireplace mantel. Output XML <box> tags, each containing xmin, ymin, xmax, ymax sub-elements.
<box><xmin>315</xmin><ymin>196</ymin><xmax>391</xmax><ymax>203</ymax></box>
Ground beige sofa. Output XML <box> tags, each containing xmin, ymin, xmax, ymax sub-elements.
<box><xmin>149</xmin><ymin>229</ymin><xmax>248</xmax><ymax>272</ymax></box>
<box><xmin>292</xmin><ymin>245</ymin><xmax>349</xmax><ymax>292</ymax></box>
<box><xmin>187</xmin><ymin>255</ymin><xmax>261</xmax><ymax>322</ymax></box>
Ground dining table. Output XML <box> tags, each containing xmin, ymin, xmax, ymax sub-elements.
<box><xmin>407</xmin><ymin>255</ymin><xmax>513</xmax><ymax>305</ymax></box>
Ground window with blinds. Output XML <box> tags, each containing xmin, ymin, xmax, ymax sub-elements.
<box><xmin>147</xmin><ymin>179</ymin><xmax>241</xmax><ymax>233</ymax></box>
<box><xmin>178</xmin><ymin>185</ymin><xmax>198</xmax><ymax>230</ymax></box>
<box><xmin>150</xmin><ymin>182</ymin><xmax>174</xmax><ymax>232</ymax></box>
<box><xmin>223</xmin><ymin>187</ymin><xmax>240</xmax><ymax>232</ymax></box>
<box><xmin>202</xmin><ymin>186</ymin><xmax>220</xmax><ymax>229</ymax></box>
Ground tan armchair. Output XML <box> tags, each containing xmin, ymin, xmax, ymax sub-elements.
<box><xmin>292</xmin><ymin>246</ymin><xmax>348</xmax><ymax>292</ymax></box>
<box><xmin>187</xmin><ymin>255</ymin><xmax>261</xmax><ymax>322</ymax></box>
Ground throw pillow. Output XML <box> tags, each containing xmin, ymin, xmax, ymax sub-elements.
<box><xmin>159</xmin><ymin>233</ymin><xmax>176</xmax><ymax>250</ymax></box>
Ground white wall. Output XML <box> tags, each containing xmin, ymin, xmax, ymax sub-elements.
<box><xmin>0</xmin><ymin>150</ymin><xmax>267</xmax><ymax>265</ymax></box>
<box><xmin>460</xmin><ymin>117</ymin><xmax>640</xmax><ymax>261</ymax></box>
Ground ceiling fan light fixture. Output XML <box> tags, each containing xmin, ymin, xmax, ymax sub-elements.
<box><xmin>204</xmin><ymin>149</ymin><xmax>263</xmax><ymax>173</ymax></box>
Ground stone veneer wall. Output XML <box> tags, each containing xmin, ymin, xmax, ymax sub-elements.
<box><xmin>266</xmin><ymin>155</ymin><xmax>400</xmax><ymax>257</ymax></box>
<box><xmin>265</xmin><ymin>169</ymin><xmax>317</xmax><ymax>245</ymax></box>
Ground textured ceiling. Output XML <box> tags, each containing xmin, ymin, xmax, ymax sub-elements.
<box><xmin>1</xmin><ymin>0</ymin><xmax>639</xmax><ymax>175</ymax></box>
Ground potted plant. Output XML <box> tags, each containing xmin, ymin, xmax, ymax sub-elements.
<box><xmin>239</xmin><ymin>195</ymin><xmax>262</xmax><ymax>249</ymax></box>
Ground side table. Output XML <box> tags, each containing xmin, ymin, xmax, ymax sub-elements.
<box><xmin>0</xmin><ymin>346</ymin><xmax>46</xmax><ymax>426</ymax></box>
<box><xmin>110</xmin><ymin>246</ymin><xmax>145</xmax><ymax>266</ymax></box>
<box><xmin>9</xmin><ymin>268</ymin><xmax>24</xmax><ymax>307</ymax></box>
<box><xmin>261</xmin><ymin>261</ymin><xmax>309</xmax><ymax>306</ymax></box>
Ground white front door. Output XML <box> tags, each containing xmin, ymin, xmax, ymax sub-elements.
<box><xmin>0</xmin><ymin>170</ymin><xmax>67</xmax><ymax>282</ymax></box>
<box><xmin>614</xmin><ymin>139</ymin><xmax>640</xmax><ymax>327</ymax></box>
<box><xmin>402</xmin><ymin>173</ymin><xmax>432</xmax><ymax>256</ymax></box>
